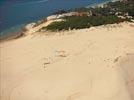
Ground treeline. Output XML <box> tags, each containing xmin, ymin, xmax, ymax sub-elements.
<box><xmin>106</xmin><ymin>0</ymin><xmax>134</xmax><ymax>17</ymax></box>
<box><xmin>43</xmin><ymin>0</ymin><xmax>134</xmax><ymax>31</ymax></box>
<box><xmin>44</xmin><ymin>15</ymin><xmax>129</xmax><ymax>31</ymax></box>
<box><xmin>73</xmin><ymin>0</ymin><xmax>134</xmax><ymax>17</ymax></box>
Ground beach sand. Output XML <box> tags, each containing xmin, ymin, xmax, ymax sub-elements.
<box><xmin>0</xmin><ymin>22</ymin><xmax>134</xmax><ymax>100</ymax></box>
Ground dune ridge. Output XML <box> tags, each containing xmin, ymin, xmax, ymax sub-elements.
<box><xmin>0</xmin><ymin>22</ymin><xmax>134</xmax><ymax>100</ymax></box>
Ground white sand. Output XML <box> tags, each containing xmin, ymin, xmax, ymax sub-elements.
<box><xmin>0</xmin><ymin>22</ymin><xmax>134</xmax><ymax>100</ymax></box>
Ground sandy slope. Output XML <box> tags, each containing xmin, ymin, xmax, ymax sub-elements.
<box><xmin>0</xmin><ymin>22</ymin><xmax>134</xmax><ymax>100</ymax></box>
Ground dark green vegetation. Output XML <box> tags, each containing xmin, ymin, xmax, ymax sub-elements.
<box><xmin>44</xmin><ymin>0</ymin><xmax>134</xmax><ymax>31</ymax></box>
<box><xmin>52</xmin><ymin>10</ymin><xmax>68</xmax><ymax>15</ymax></box>
<box><xmin>106</xmin><ymin>0</ymin><xmax>134</xmax><ymax>17</ymax></box>
<box><xmin>74</xmin><ymin>0</ymin><xmax>134</xmax><ymax>17</ymax></box>
<box><xmin>45</xmin><ymin>15</ymin><xmax>128</xmax><ymax>31</ymax></box>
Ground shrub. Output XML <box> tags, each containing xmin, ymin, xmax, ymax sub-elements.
<box><xmin>44</xmin><ymin>15</ymin><xmax>126</xmax><ymax>31</ymax></box>
<box><xmin>52</xmin><ymin>10</ymin><xmax>68</xmax><ymax>15</ymax></box>
<box><xmin>44</xmin><ymin>0</ymin><xmax>133</xmax><ymax>31</ymax></box>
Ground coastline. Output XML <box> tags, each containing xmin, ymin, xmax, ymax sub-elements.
<box><xmin>0</xmin><ymin>25</ymin><xmax>26</xmax><ymax>42</ymax></box>
<box><xmin>1</xmin><ymin>1</ymin><xmax>134</xmax><ymax>99</ymax></box>
<box><xmin>0</xmin><ymin>0</ymin><xmax>120</xmax><ymax>41</ymax></box>
<box><xmin>86</xmin><ymin>0</ymin><xmax>120</xmax><ymax>8</ymax></box>
<box><xmin>0</xmin><ymin>31</ymin><xmax>24</xmax><ymax>42</ymax></box>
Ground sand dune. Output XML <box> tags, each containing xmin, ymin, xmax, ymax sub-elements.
<box><xmin>0</xmin><ymin>22</ymin><xmax>134</xmax><ymax>100</ymax></box>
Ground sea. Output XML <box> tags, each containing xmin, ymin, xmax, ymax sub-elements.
<box><xmin>0</xmin><ymin>0</ymin><xmax>112</xmax><ymax>38</ymax></box>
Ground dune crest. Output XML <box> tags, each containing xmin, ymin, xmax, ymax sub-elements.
<box><xmin>0</xmin><ymin>22</ymin><xmax>134</xmax><ymax>100</ymax></box>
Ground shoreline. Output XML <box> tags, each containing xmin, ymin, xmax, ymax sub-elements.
<box><xmin>0</xmin><ymin>21</ymin><xmax>133</xmax><ymax>43</ymax></box>
<box><xmin>0</xmin><ymin>31</ymin><xmax>25</xmax><ymax>42</ymax></box>
<box><xmin>0</xmin><ymin>0</ymin><xmax>120</xmax><ymax>41</ymax></box>
<box><xmin>87</xmin><ymin>0</ymin><xmax>120</xmax><ymax>8</ymax></box>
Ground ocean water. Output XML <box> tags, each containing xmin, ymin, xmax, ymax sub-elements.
<box><xmin>0</xmin><ymin>0</ymin><xmax>111</xmax><ymax>37</ymax></box>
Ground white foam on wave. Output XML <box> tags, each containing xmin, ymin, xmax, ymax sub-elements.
<box><xmin>16</xmin><ymin>0</ymin><xmax>49</xmax><ymax>5</ymax></box>
<box><xmin>37</xmin><ymin>0</ymin><xmax>49</xmax><ymax>3</ymax></box>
